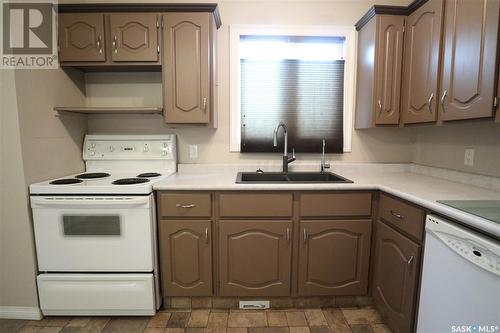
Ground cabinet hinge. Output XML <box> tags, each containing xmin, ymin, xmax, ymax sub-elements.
<box><xmin>494</xmin><ymin>96</ymin><xmax>499</xmax><ymax>109</ymax></box>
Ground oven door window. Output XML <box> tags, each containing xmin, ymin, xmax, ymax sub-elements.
<box><xmin>63</xmin><ymin>216</ymin><xmax>121</xmax><ymax>236</ymax></box>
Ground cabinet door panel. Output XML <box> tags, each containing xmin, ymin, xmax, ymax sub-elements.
<box><xmin>219</xmin><ymin>221</ymin><xmax>292</xmax><ymax>296</ymax></box>
<box><xmin>298</xmin><ymin>220</ymin><xmax>371</xmax><ymax>296</ymax></box>
<box><xmin>159</xmin><ymin>220</ymin><xmax>212</xmax><ymax>296</ymax></box>
<box><xmin>163</xmin><ymin>13</ymin><xmax>210</xmax><ymax>124</ymax></box>
<box><xmin>402</xmin><ymin>0</ymin><xmax>443</xmax><ymax>124</ymax></box>
<box><xmin>373</xmin><ymin>221</ymin><xmax>421</xmax><ymax>333</ymax></box>
<box><xmin>375</xmin><ymin>15</ymin><xmax>405</xmax><ymax>125</ymax></box>
<box><xmin>109</xmin><ymin>13</ymin><xmax>159</xmax><ymax>62</ymax></box>
<box><xmin>59</xmin><ymin>13</ymin><xmax>105</xmax><ymax>62</ymax></box>
<box><xmin>440</xmin><ymin>0</ymin><xmax>500</xmax><ymax>121</ymax></box>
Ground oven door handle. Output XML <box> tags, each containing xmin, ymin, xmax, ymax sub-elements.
<box><xmin>30</xmin><ymin>196</ymin><xmax>151</xmax><ymax>208</ymax></box>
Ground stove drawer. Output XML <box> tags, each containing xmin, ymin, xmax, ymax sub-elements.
<box><xmin>37</xmin><ymin>273</ymin><xmax>155</xmax><ymax>316</ymax></box>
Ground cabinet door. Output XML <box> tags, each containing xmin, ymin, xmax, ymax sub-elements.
<box><xmin>58</xmin><ymin>13</ymin><xmax>105</xmax><ymax>62</ymax></box>
<box><xmin>373</xmin><ymin>221</ymin><xmax>421</xmax><ymax>333</ymax></box>
<box><xmin>298</xmin><ymin>220</ymin><xmax>371</xmax><ymax>296</ymax></box>
<box><xmin>159</xmin><ymin>220</ymin><xmax>212</xmax><ymax>296</ymax></box>
<box><xmin>109</xmin><ymin>13</ymin><xmax>159</xmax><ymax>62</ymax></box>
<box><xmin>401</xmin><ymin>0</ymin><xmax>443</xmax><ymax>124</ymax></box>
<box><xmin>374</xmin><ymin>15</ymin><xmax>405</xmax><ymax>125</ymax></box>
<box><xmin>440</xmin><ymin>0</ymin><xmax>500</xmax><ymax>121</ymax></box>
<box><xmin>219</xmin><ymin>221</ymin><xmax>292</xmax><ymax>296</ymax></box>
<box><xmin>163</xmin><ymin>13</ymin><xmax>211</xmax><ymax>124</ymax></box>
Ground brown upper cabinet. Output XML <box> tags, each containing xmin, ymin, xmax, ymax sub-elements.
<box><xmin>58</xmin><ymin>13</ymin><xmax>106</xmax><ymax>62</ymax></box>
<box><xmin>163</xmin><ymin>12</ymin><xmax>215</xmax><ymax>125</ymax></box>
<box><xmin>58</xmin><ymin>12</ymin><xmax>160</xmax><ymax>65</ymax></box>
<box><xmin>401</xmin><ymin>0</ymin><xmax>444</xmax><ymax>124</ymax></box>
<box><xmin>109</xmin><ymin>13</ymin><xmax>160</xmax><ymax>62</ymax></box>
<box><xmin>355</xmin><ymin>13</ymin><xmax>405</xmax><ymax>128</ymax></box>
<box><xmin>439</xmin><ymin>0</ymin><xmax>500</xmax><ymax>121</ymax></box>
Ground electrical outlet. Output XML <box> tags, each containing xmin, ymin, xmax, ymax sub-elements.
<box><xmin>189</xmin><ymin>145</ymin><xmax>198</xmax><ymax>159</ymax></box>
<box><xmin>464</xmin><ymin>148</ymin><xmax>475</xmax><ymax>166</ymax></box>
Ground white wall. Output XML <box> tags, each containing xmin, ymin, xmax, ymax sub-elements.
<box><xmin>413</xmin><ymin>121</ymin><xmax>500</xmax><ymax>178</ymax></box>
<box><xmin>0</xmin><ymin>70</ymin><xmax>39</xmax><ymax>311</ymax></box>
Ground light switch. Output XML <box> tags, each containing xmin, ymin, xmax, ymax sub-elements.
<box><xmin>189</xmin><ymin>145</ymin><xmax>198</xmax><ymax>159</ymax></box>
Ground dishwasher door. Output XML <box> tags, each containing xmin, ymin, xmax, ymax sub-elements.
<box><xmin>416</xmin><ymin>215</ymin><xmax>500</xmax><ymax>333</ymax></box>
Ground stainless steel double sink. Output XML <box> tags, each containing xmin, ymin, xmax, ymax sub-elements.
<box><xmin>236</xmin><ymin>171</ymin><xmax>353</xmax><ymax>183</ymax></box>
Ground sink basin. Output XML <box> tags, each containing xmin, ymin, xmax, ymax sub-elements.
<box><xmin>236</xmin><ymin>172</ymin><xmax>353</xmax><ymax>183</ymax></box>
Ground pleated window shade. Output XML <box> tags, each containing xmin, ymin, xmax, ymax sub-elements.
<box><xmin>240</xmin><ymin>35</ymin><xmax>345</xmax><ymax>153</ymax></box>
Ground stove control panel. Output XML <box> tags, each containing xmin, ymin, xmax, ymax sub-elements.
<box><xmin>83</xmin><ymin>135</ymin><xmax>176</xmax><ymax>160</ymax></box>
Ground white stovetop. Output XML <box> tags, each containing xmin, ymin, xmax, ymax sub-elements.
<box><xmin>30</xmin><ymin>171</ymin><xmax>175</xmax><ymax>195</ymax></box>
<box><xmin>153</xmin><ymin>163</ymin><xmax>500</xmax><ymax>238</ymax></box>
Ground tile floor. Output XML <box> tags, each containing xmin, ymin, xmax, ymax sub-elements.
<box><xmin>0</xmin><ymin>307</ymin><xmax>392</xmax><ymax>333</ymax></box>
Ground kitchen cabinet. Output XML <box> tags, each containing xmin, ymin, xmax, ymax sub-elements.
<box><xmin>58</xmin><ymin>13</ymin><xmax>106</xmax><ymax>62</ymax></box>
<box><xmin>440</xmin><ymin>0</ymin><xmax>500</xmax><ymax>121</ymax></box>
<box><xmin>157</xmin><ymin>190</ymin><xmax>374</xmax><ymax>299</ymax></box>
<box><xmin>159</xmin><ymin>220</ymin><xmax>212</xmax><ymax>296</ymax></box>
<box><xmin>373</xmin><ymin>220</ymin><xmax>421</xmax><ymax>333</ymax></box>
<box><xmin>109</xmin><ymin>13</ymin><xmax>160</xmax><ymax>62</ymax></box>
<box><xmin>373</xmin><ymin>193</ymin><xmax>424</xmax><ymax>333</ymax></box>
<box><xmin>298</xmin><ymin>220</ymin><xmax>371</xmax><ymax>296</ymax></box>
<box><xmin>163</xmin><ymin>12</ymin><xmax>214</xmax><ymax>125</ymax></box>
<box><xmin>355</xmin><ymin>12</ymin><xmax>406</xmax><ymax>128</ymax></box>
<box><xmin>218</xmin><ymin>221</ymin><xmax>292</xmax><ymax>296</ymax></box>
<box><xmin>58</xmin><ymin>12</ymin><xmax>161</xmax><ymax>66</ymax></box>
<box><xmin>401</xmin><ymin>0</ymin><xmax>444</xmax><ymax>124</ymax></box>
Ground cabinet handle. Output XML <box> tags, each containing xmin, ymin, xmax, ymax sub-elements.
<box><xmin>175</xmin><ymin>203</ymin><xmax>196</xmax><ymax>208</ymax></box>
<box><xmin>377</xmin><ymin>100</ymin><xmax>382</xmax><ymax>114</ymax></box>
<box><xmin>407</xmin><ymin>255</ymin><xmax>414</xmax><ymax>270</ymax></box>
<box><xmin>427</xmin><ymin>93</ymin><xmax>434</xmax><ymax>113</ymax></box>
<box><xmin>112</xmin><ymin>36</ymin><xmax>118</xmax><ymax>54</ymax></box>
<box><xmin>204</xmin><ymin>227</ymin><xmax>209</xmax><ymax>243</ymax></box>
<box><xmin>441</xmin><ymin>90</ymin><xmax>447</xmax><ymax>112</ymax></box>
<box><xmin>286</xmin><ymin>228</ymin><xmax>290</xmax><ymax>242</ymax></box>
<box><xmin>96</xmin><ymin>35</ymin><xmax>102</xmax><ymax>54</ymax></box>
<box><xmin>202</xmin><ymin>98</ymin><xmax>207</xmax><ymax>112</ymax></box>
<box><xmin>390</xmin><ymin>210</ymin><xmax>404</xmax><ymax>220</ymax></box>
<box><xmin>303</xmin><ymin>228</ymin><xmax>307</xmax><ymax>243</ymax></box>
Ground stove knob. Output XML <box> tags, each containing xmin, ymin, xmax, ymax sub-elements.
<box><xmin>108</xmin><ymin>146</ymin><xmax>115</xmax><ymax>152</ymax></box>
<box><xmin>161</xmin><ymin>150</ymin><xmax>167</xmax><ymax>156</ymax></box>
<box><xmin>143</xmin><ymin>145</ymin><xmax>149</xmax><ymax>152</ymax></box>
<box><xmin>89</xmin><ymin>151</ymin><xmax>95</xmax><ymax>156</ymax></box>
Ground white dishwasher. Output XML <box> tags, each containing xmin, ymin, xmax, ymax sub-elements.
<box><xmin>417</xmin><ymin>215</ymin><xmax>500</xmax><ymax>333</ymax></box>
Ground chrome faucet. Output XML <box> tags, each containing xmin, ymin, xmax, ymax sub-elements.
<box><xmin>320</xmin><ymin>139</ymin><xmax>330</xmax><ymax>172</ymax></box>
<box><xmin>273</xmin><ymin>122</ymin><xmax>296</xmax><ymax>172</ymax></box>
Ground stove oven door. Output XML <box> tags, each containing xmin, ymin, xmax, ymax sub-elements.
<box><xmin>31</xmin><ymin>195</ymin><xmax>154</xmax><ymax>272</ymax></box>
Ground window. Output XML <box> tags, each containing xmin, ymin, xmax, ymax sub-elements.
<box><xmin>230</xmin><ymin>25</ymin><xmax>356</xmax><ymax>153</ymax></box>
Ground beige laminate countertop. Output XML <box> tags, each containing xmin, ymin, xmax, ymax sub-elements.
<box><xmin>154</xmin><ymin>164</ymin><xmax>500</xmax><ymax>239</ymax></box>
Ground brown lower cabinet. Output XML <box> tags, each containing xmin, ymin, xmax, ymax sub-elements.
<box><xmin>373</xmin><ymin>220</ymin><xmax>421</xmax><ymax>333</ymax></box>
<box><xmin>298</xmin><ymin>220</ymin><xmax>372</xmax><ymax>296</ymax></box>
<box><xmin>218</xmin><ymin>220</ymin><xmax>292</xmax><ymax>296</ymax></box>
<box><xmin>159</xmin><ymin>219</ymin><xmax>212</xmax><ymax>296</ymax></box>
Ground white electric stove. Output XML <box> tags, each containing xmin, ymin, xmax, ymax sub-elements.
<box><xmin>29</xmin><ymin>135</ymin><xmax>176</xmax><ymax>316</ymax></box>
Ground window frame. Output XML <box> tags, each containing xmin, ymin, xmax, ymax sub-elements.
<box><xmin>229</xmin><ymin>24</ymin><xmax>357</xmax><ymax>153</ymax></box>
